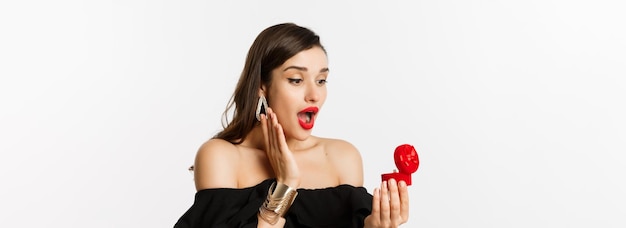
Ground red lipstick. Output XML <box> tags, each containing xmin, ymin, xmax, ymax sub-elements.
<box><xmin>297</xmin><ymin>106</ymin><xmax>319</xmax><ymax>130</ymax></box>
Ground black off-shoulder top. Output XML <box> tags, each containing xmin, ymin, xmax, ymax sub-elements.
<box><xmin>174</xmin><ymin>179</ymin><xmax>373</xmax><ymax>228</ymax></box>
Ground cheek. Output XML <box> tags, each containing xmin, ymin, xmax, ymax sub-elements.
<box><xmin>319</xmin><ymin>88</ymin><xmax>328</xmax><ymax>104</ymax></box>
<box><xmin>268</xmin><ymin>91</ymin><xmax>294</xmax><ymax>118</ymax></box>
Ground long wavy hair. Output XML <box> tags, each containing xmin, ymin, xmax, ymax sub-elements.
<box><xmin>214</xmin><ymin>23</ymin><xmax>326</xmax><ymax>144</ymax></box>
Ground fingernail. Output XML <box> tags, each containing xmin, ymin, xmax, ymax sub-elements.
<box><xmin>389</xmin><ymin>178</ymin><xmax>397</xmax><ymax>185</ymax></box>
<box><xmin>399</xmin><ymin>180</ymin><xmax>406</xmax><ymax>187</ymax></box>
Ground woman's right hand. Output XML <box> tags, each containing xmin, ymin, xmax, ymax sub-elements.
<box><xmin>260</xmin><ymin>107</ymin><xmax>301</xmax><ymax>188</ymax></box>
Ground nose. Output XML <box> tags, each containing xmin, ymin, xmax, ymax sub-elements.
<box><xmin>305</xmin><ymin>83</ymin><xmax>320</xmax><ymax>103</ymax></box>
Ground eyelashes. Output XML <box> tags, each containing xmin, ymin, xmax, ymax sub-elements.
<box><xmin>287</xmin><ymin>78</ymin><xmax>328</xmax><ymax>86</ymax></box>
<box><xmin>288</xmin><ymin>78</ymin><xmax>303</xmax><ymax>85</ymax></box>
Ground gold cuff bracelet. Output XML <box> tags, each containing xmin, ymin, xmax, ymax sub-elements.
<box><xmin>258</xmin><ymin>182</ymin><xmax>298</xmax><ymax>225</ymax></box>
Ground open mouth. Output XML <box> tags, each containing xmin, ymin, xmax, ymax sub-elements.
<box><xmin>297</xmin><ymin>107</ymin><xmax>319</xmax><ymax>130</ymax></box>
<box><xmin>298</xmin><ymin>111</ymin><xmax>314</xmax><ymax>123</ymax></box>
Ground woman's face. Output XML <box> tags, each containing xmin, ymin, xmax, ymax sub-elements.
<box><xmin>264</xmin><ymin>46</ymin><xmax>328</xmax><ymax>141</ymax></box>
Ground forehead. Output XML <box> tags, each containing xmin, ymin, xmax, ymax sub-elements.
<box><xmin>279</xmin><ymin>47</ymin><xmax>328</xmax><ymax>71</ymax></box>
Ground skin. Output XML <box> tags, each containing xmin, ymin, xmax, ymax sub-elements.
<box><xmin>193</xmin><ymin>47</ymin><xmax>409</xmax><ymax>228</ymax></box>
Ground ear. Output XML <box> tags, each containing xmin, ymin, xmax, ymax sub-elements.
<box><xmin>258</xmin><ymin>85</ymin><xmax>267</xmax><ymax>97</ymax></box>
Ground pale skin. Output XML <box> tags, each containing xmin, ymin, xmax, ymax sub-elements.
<box><xmin>193</xmin><ymin>47</ymin><xmax>409</xmax><ymax>227</ymax></box>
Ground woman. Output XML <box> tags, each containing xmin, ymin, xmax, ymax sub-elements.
<box><xmin>175</xmin><ymin>23</ymin><xmax>409</xmax><ymax>228</ymax></box>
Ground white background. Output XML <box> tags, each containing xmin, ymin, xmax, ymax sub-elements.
<box><xmin>1</xmin><ymin>1</ymin><xmax>625</xmax><ymax>227</ymax></box>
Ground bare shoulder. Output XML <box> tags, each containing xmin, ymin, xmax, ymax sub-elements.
<box><xmin>321</xmin><ymin>138</ymin><xmax>360</xmax><ymax>158</ymax></box>
<box><xmin>193</xmin><ymin>138</ymin><xmax>239</xmax><ymax>190</ymax></box>
<box><xmin>318</xmin><ymin>137</ymin><xmax>364</xmax><ymax>186</ymax></box>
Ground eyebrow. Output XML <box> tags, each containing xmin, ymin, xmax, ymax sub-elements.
<box><xmin>283</xmin><ymin>66</ymin><xmax>330</xmax><ymax>73</ymax></box>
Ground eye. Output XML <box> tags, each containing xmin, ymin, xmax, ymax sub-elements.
<box><xmin>288</xmin><ymin>78</ymin><xmax>303</xmax><ymax>85</ymax></box>
<box><xmin>316</xmin><ymin>79</ymin><xmax>327</xmax><ymax>85</ymax></box>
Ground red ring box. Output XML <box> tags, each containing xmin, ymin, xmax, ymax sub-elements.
<box><xmin>381</xmin><ymin>144</ymin><xmax>419</xmax><ymax>186</ymax></box>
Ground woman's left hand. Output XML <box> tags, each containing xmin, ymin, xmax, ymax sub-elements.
<box><xmin>364</xmin><ymin>179</ymin><xmax>409</xmax><ymax>228</ymax></box>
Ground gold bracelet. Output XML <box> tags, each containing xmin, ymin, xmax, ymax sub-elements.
<box><xmin>258</xmin><ymin>182</ymin><xmax>298</xmax><ymax>225</ymax></box>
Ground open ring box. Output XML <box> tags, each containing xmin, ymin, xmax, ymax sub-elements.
<box><xmin>381</xmin><ymin>144</ymin><xmax>419</xmax><ymax>186</ymax></box>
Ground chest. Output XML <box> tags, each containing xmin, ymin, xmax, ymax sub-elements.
<box><xmin>295</xmin><ymin>153</ymin><xmax>340</xmax><ymax>189</ymax></box>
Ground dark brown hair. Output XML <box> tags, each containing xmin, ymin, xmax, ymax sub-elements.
<box><xmin>214</xmin><ymin>23</ymin><xmax>326</xmax><ymax>144</ymax></box>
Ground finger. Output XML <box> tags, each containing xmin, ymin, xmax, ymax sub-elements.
<box><xmin>266</xmin><ymin>108</ymin><xmax>276</xmax><ymax>155</ymax></box>
<box><xmin>380</xmin><ymin>181</ymin><xmax>390</xmax><ymax>224</ymax></box>
<box><xmin>274</xmin><ymin>120</ymin><xmax>289</xmax><ymax>153</ymax></box>
<box><xmin>269</xmin><ymin>110</ymin><xmax>280</xmax><ymax>154</ymax></box>
<box><xmin>388</xmin><ymin>179</ymin><xmax>401</xmax><ymax>225</ymax></box>
<box><xmin>399</xmin><ymin>180</ymin><xmax>410</xmax><ymax>222</ymax></box>
<box><xmin>370</xmin><ymin>187</ymin><xmax>381</xmax><ymax>220</ymax></box>
<box><xmin>260</xmin><ymin>113</ymin><xmax>270</xmax><ymax>152</ymax></box>
<box><xmin>265</xmin><ymin>109</ymin><xmax>280</xmax><ymax>177</ymax></box>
